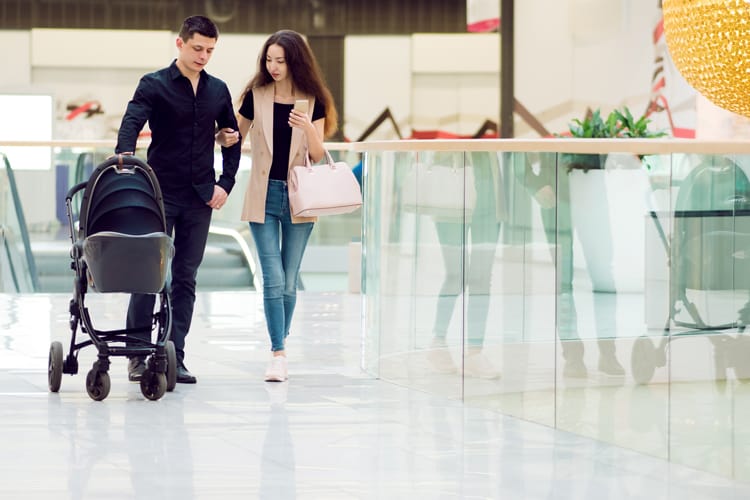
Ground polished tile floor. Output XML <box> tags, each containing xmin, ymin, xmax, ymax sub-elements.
<box><xmin>2</xmin><ymin>291</ymin><xmax>750</xmax><ymax>499</ymax></box>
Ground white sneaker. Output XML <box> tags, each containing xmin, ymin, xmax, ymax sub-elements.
<box><xmin>264</xmin><ymin>355</ymin><xmax>288</xmax><ymax>382</ymax></box>
<box><xmin>464</xmin><ymin>352</ymin><xmax>501</xmax><ymax>379</ymax></box>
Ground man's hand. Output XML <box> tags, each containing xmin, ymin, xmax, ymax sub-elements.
<box><xmin>207</xmin><ymin>185</ymin><xmax>228</xmax><ymax>210</ymax></box>
<box><xmin>216</xmin><ymin>128</ymin><xmax>239</xmax><ymax>147</ymax></box>
<box><xmin>107</xmin><ymin>151</ymin><xmax>134</xmax><ymax>159</ymax></box>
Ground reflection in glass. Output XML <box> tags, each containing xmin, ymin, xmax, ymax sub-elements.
<box><xmin>427</xmin><ymin>151</ymin><xmax>502</xmax><ymax>380</ymax></box>
<box><xmin>527</xmin><ymin>153</ymin><xmax>624</xmax><ymax>378</ymax></box>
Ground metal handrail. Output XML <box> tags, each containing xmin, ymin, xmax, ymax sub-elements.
<box><xmin>0</xmin><ymin>224</ymin><xmax>22</xmax><ymax>292</ymax></box>
<box><xmin>0</xmin><ymin>153</ymin><xmax>39</xmax><ymax>291</ymax></box>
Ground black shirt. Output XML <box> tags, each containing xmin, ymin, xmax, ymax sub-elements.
<box><xmin>238</xmin><ymin>91</ymin><xmax>324</xmax><ymax>180</ymax></box>
<box><xmin>116</xmin><ymin>60</ymin><xmax>241</xmax><ymax>206</ymax></box>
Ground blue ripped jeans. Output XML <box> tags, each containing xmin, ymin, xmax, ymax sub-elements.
<box><xmin>250</xmin><ymin>180</ymin><xmax>314</xmax><ymax>352</ymax></box>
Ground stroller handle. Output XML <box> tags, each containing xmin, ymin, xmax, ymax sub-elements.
<box><xmin>66</xmin><ymin>181</ymin><xmax>88</xmax><ymax>202</ymax></box>
<box><xmin>106</xmin><ymin>153</ymin><xmax>150</xmax><ymax>171</ymax></box>
<box><xmin>65</xmin><ymin>154</ymin><xmax>152</xmax><ymax>201</ymax></box>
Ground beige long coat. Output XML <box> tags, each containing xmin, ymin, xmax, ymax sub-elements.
<box><xmin>240</xmin><ymin>84</ymin><xmax>317</xmax><ymax>224</ymax></box>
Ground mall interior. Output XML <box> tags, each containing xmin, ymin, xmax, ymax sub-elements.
<box><xmin>3</xmin><ymin>1</ymin><xmax>750</xmax><ymax>498</ymax></box>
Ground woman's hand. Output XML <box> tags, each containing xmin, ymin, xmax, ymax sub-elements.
<box><xmin>216</xmin><ymin>127</ymin><xmax>239</xmax><ymax>147</ymax></box>
<box><xmin>288</xmin><ymin>109</ymin><xmax>312</xmax><ymax>131</ymax></box>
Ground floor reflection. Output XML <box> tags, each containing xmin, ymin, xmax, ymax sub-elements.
<box><xmin>1</xmin><ymin>291</ymin><xmax>750</xmax><ymax>498</ymax></box>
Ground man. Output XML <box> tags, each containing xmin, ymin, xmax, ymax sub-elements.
<box><xmin>116</xmin><ymin>15</ymin><xmax>241</xmax><ymax>384</ymax></box>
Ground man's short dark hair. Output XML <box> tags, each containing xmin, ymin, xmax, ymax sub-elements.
<box><xmin>179</xmin><ymin>15</ymin><xmax>219</xmax><ymax>41</ymax></box>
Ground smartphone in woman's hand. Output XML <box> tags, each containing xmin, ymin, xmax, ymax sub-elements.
<box><xmin>294</xmin><ymin>99</ymin><xmax>309</xmax><ymax>114</ymax></box>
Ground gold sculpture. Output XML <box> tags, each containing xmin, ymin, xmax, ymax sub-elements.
<box><xmin>663</xmin><ymin>0</ymin><xmax>750</xmax><ymax>117</ymax></box>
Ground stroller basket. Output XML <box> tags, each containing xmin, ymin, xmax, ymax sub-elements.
<box><xmin>83</xmin><ymin>232</ymin><xmax>171</xmax><ymax>293</ymax></box>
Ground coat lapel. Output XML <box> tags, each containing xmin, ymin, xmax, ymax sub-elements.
<box><xmin>259</xmin><ymin>86</ymin><xmax>274</xmax><ymax>154</ymax></box>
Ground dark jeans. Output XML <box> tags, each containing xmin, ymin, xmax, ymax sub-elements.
<box><xmin>127</xmin><ymin>201</ymin><xmax>212</xmax><ymax>362</ymax></box>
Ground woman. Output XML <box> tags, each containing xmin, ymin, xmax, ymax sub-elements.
<box><xmin>220</xmin><ymin>30</ymin><xmax>338</xmax><ymax>381</ymax></box>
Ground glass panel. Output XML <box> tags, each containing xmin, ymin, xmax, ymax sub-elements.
<box><xmin>667</xmin><ymin>153</ymin><xmax>750</xmax><ymax>477</ymax></box>
<box><xmin>357</xmin><ymin>142</ymin><xmax>750</xmax><ymax>480</ymax></box>
<box><xmin>732</xmin><ymin>154</ymin><xmax>750</xmax><ymax>481</ymax></box>
<box><xmin>42</xmin><ymin>146</ymin><xmax>114</xmax><ymax>236</ymax></box>
<box><xmin>362</xmin><ymin>150</ymin><xmax>385</xmax><ymax>376</ymax></box>
<box><xmin>409</xmin><ymin>150</ymin><xmax>466</xmax><ymax>399</ymax></box>
<box><xmin>461</xmin><ymin>151</ymin><xmax>556</xmax><ymax>427</ymax></box>
<box><xmin>0</xmin><ymin>153</ymin><xmax>35</xmax><ymax>292</ymax></box>
<box><xmin>362</xmin><ymin>149</ymin><xmax>467</xmax><ymax>400</ymax></box>
<box><xmin>363</xmin><ymin>151</ymin><xmax>424</xmax><ymax>383</ymax></box>
<box><xmin>554</xmin><ymin>151</ymin><xmax>668</xmax><ymax>459</ymax></box>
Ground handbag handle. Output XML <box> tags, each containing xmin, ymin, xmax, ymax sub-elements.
<box><xmin>303</xmin><ymin>149</ymin><xmax>340</xmax><ymax>172</ymax></box>
<box><xmin>323</xmin><ymin>149</ymin><xmax>345</xmax><ymax>170</ymax></box>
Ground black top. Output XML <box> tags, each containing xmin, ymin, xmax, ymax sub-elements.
<box><xmin>116</xmin><ymin>60</ymin><xmax>241</xmax><ymax>206</ymax></box>
<box><xmin>238</xmin><ymin>91</ymin><xmax>324</xmax><ymax>181</ymax></box>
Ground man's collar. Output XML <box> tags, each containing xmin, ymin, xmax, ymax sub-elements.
<box><xmin>168</xmin><ymin>59</ymin><xmax>204</xmax><ymax>80</ymax></box>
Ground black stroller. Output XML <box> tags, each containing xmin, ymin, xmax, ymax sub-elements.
<box><xmin>47</xmin><ymin>155</ymin><xmax>176</xmax><ymax>401</ymax></box>
<box><xmin>633</xmin><ymin>155</ymin><xmax>750</xmax><ymax>384</ymax></box>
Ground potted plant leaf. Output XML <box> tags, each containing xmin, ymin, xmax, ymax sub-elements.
<box><xmin>560</xmin><ymin>107</ymin><xmax>666</xmax><ymax>172</ymax></box>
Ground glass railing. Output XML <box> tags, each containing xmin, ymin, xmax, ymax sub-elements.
<box><xmin>0</xmin><ymin>152</ymin><xmax>39</xmax><ymax>292</ymax></box>
<box><xmin>356</xmin><ymin>138</ymin><xmax>750</xmax><ymax>481</ymax></box>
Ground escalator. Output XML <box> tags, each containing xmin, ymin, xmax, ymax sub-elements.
<box><xmin>0</xmin><ymin>152</ymin><xmax>39</xmax><ymax>292</ymax></box>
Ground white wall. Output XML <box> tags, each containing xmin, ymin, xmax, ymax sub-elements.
<box><xmin>208</xmin><ymin>33</ymin><xmax>269</xmax><ymax>105</ymax></box>
<box><xmin>344</xmin><ymin>36</ymin><xmax>412</xmax><ymax>140</ymax></box>
<box><xmin>515</xmin><ymin>1</ymin><xmax>573</xmax><ymax>122</ymax></box>
<box><xmin>0</xmin><ymin>31</ymin><xmax>32</xmax><ymax>88</ymax></box>
<box><xmin>514</xmin><ymin>0</ymin><xmax>661</xmax><ymax>136</ymax></box>
<box><xmin>411</xmin><ymin>33</ymin><xmax>500</xmax><ymax>137</ymax></box>
<box><xmin>568</xmin><ymin>1</ymin><xmax>659</xmax><ymax>111</ymax></box>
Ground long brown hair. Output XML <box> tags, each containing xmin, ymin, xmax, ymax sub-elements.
<box><xmin>240</xmin><ymin>30</ymin><xmax>338</xmax><ymax>138</ymax></box>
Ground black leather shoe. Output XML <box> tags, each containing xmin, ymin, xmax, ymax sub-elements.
<box><xmin>176</xmin><ymin>360</ymin><xmax>197</xmax><ymax>384</ymax></box>
<box><xmin>128</xmin><ymin>357</ymin><xmax>146</xmax><ymax>382</ymax></box>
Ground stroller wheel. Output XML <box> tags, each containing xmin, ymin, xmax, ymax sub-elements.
<box><xmin>48</xmin><ymin>342</ymin><xmax>64</xmax><ymax>392</ymax></box>
<box><xmin>166</xmin><ymin>341</ymin><xmax>177</xmax><ymax>392</ymax></box>
<box><xmin>140</xmin><ymin>369</ymin><xmax>167</xmax><ymax>401</ymax></box>
<box><xmin>632</xmin><ymin>337</ymin><xmax>657</xmax><ymax>385</ymax></box>
<box><xmin>85</xmin><ymin>369</ymin><xmax>111</xmax><ymax>401</ymax></box>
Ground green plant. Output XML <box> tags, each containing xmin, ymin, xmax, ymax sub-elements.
<box><xmin>565</xmin><ymin>106</ymin><xmax>666</xmax><ymax>139</ymax></box>
<box><xmin>567</xmin><ymin>109</ymin><xmax>621</xmax><ymax>138</ymax></box>
<box><xmin>610</xmin><ymin>107</ymin><xmax>667</xmax><ymax>139</ymax></box>
<box><xmin>560</xmin><ymin>106</ymin><xmax>666</xmax><ymax>171</ymax></box>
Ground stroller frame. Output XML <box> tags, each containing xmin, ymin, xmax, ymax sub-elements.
<box><xmin>47</xmin><ymin>155</ymin><xmax>176</xmax><ymax>401</ymax></box>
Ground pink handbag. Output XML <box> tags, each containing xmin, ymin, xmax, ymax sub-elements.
<box><xmin>288</xmin><ymin>150</ymin><xmax>363</xmax><ymax>217</ymax></box>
